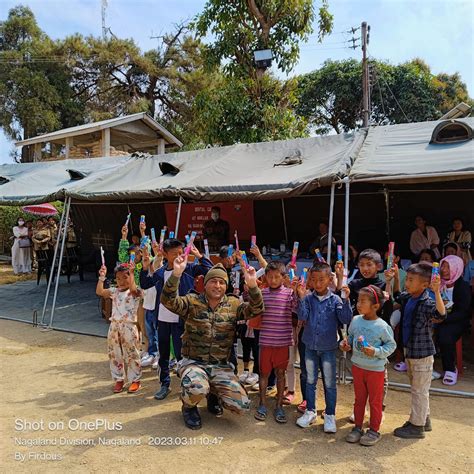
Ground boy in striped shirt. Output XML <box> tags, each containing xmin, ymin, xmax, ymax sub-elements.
<box><xmin>254</xmin><ymin>261</ymin><xmax>297</xmax><ymax>424</ymax></box>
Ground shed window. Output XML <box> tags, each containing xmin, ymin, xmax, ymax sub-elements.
<box><xmin>430</xmin><ymin>120</ymin><xmax>472</xmax><ymax>144</ymax></box>
<box><xmin>159</xmin><ymin>162</ymin><xmax>180</xmax><ymax>175</ymax></box>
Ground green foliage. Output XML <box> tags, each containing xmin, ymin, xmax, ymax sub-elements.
<box><xmin>194</xmin><ymin>0</ymin><xmax>332</xmax><ymax>76</ymax></box>
<box><xmin>297</xmin><ymin>58</ymin><xmax>473</xmax><ymax>134</ymax></box>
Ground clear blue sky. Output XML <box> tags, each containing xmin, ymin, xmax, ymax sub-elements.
<box><xmin>1</xmin><ymin>0</ymin><xmax>473</xmax><ymax>163</ymax></box>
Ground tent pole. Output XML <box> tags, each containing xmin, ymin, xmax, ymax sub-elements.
<box><xmin>175</xmin><ymin>196</ymin><xmax>183</xmax><ymax>239</ymax></box>
<box><xmin>326</xmin><ymin>183</ymin><xmax>336</xmax><ymax>265</ymax></box>
<box><xmin>281</xmin><ymin>199</ymin><xmax>288</xmax><ymax>244</ymax></box>
<box><xmin>47</xmin><ymin>197</ymin><xmax>71</xmax><ymax>328</ymax></box>
<box><xmin>340</xmin><ymin>178</ymin><xmax>351</xmax><ymax>384</ymax></box>
<box><xmin>384</xmin><ymin>186</ymin><xmax>390</xmax><ymax>241</ymax></box>
<box><xmin>40</xmin><ymin>200</ymin><xmax>67</xmax><ymax>325</ymax></box>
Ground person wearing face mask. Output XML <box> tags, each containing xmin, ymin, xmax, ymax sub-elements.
<box><xmin>12</xmin><ymin>217</ymin><xmax>32</xmax><ymax>274</ymax></box>
<box><xmin>203</xmin><ymin>206</ymin><xmax>230</xmax><ymax>252</ymax></box>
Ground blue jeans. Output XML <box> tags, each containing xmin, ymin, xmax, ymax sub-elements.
<box><xmin>145</xmin><ymin>309</ymin><xmax>158</xmax><ymax>357</ymax></box>
<box><xmin>298</xmin><ymin>328</ymin><xmax>307</xmax><ymax>401</ymax></box>
<box><xmin>157</xmin><ymin>321</ymin><xmax>183</xmax><ymax>388</ymax></box>
<box><xmin>305</xmin><ymin>349</ymin><xmax>337</xmax><ymax>415</ymax></box>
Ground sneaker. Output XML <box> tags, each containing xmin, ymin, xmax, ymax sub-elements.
<box><xmin>141</xmin><ymin>354</ymin><xmax>154</xmax><ymax>367</ymax></box>
<box><xmin>296</xmin><ymin>410</ymin><xmax>316</xmax><ymax>428</ymax></box>
<box><xmin>297</xmin><ymin>400</ymin><xmax>307</xmax><ymax>414</ymax></box>
<box><xmin>152</xmin><ymin>356</ymin><xmax>159</xmax><ymax>370</ymax></box>
<box><xmin>169</xmin><ymin>358</ymin><xmax>177</xmax><ymax>369</ymax></box>
<box><xmin>360</xmin><ymin>429</ymin><xmax>381</xmax><ymax>446</ymax></box>
<box><xmin>246</xmin><ymin>373</ymin><xmax>259</xmax><ymax>386</ymax></box>
<box><xmin>127</xmin><ymin>381</ymin><xmax>141</xmax><ymax>393</ymax></box>
<box><xmin>394</xmin><ymin>421</ymin><xmax>425</xmax><ymax>439</ymax></box>
<box><xmin>266</xmin><ymin>385</ymin><xmax>276</xmax><ymax>394</ymax></box>
<box><xmin>432</xmin><ymin>370</ymin><xmax>442</xmax><ymax>380</ymax></box>
<box><xmin>239</xmin><ymin>370</ymin><xmax>250</xmax><ymax>384</ymax></box>
<box><xmin>113</xmin><ymin>381</ymin><xmax>124</xmax><ymax>393</ymax></box>
<box><xmin>250</xmin><ymin>382</ymin><xmax>259</xmax><ymax>391</ymax></box>
<box><xmin>154</xmin><ymin>386</ymin><xmax>171</xmax><ymax>400</ymax></box>
<box><xmin>346</xmin><ymin>427</ymin><xmax>364</xmax><ymax>443</ymax></box>
<box><xmin>140</xmin><ymin>351</ymin><xmax>149</xmax><ymax>361</ymax></box>
<box><xmin>324</xmin><ymin>414</ymin><xmax>337</xmax><ymax>433</ymax></box>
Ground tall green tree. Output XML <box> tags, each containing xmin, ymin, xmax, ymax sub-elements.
<box><xmin>0</xmin><ymin>6</ymin><xmax>85</xmax><ymax>161</ymax></box>
<box><xmin>297</xmin><ymin>58</ymin><xmax>472</xmax><ymax>134</ymax></box>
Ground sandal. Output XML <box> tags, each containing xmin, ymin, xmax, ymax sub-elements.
<box><xmin>282</xmin><ymin>392</ymin><xmax>295</xmax><ymax>405</ymax></box>
<box><xmin>254</xmin><ymin>405</ymin><xmax>267</xmax><ymax>421</ymax></box>
<box><xmin>394</xmin><ymin>362</ymin><xmax>407</xmax><ymax>372</ymax></box>
<box><xmin>443</xmin><ymin>370</ymin><xmax>457</xmax><ymax>386</ymax></box>
<box><xmin>274</xmin><ymin>407</ymin><xmax>287</xmax><ymax>424</ymax></box>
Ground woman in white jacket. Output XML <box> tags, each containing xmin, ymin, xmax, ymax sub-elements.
<box><xmin>12</xmin><ymin>217</ymin><xmax>32</xmax><ymax>274</ymax></box>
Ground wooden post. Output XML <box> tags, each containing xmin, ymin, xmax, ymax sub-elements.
<box><xmin>34</xmin><ymin>143</ymin><xmax>42</xmax><ymax>162</ymax></box>
<box><xmin>102</xmin><ymin>128</ymin><xmax>111</xmax><ymax>157</ymax></box>
<box><xmin>157</xmin><ymin>138</ymin><xmax>165</xmax><ymax>155</ymax></box>
<box><xmin>65</xmin><ymin>137</ymin><xmax>72</xmax><ymax>160</ymax></box>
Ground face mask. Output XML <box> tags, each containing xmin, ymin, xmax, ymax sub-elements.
<box><xmin>18</xmin><ymin>220</ymin><xmax>25</xmax><ymax>226</ymax></box>
<box><xmin>211</xmin><ymin>213</ymin><xmax>219</xmax><ymax>221</ymax></box>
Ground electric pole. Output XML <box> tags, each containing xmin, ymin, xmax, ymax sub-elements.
<box><xmin>361</xmin><ymin>21</ymin><xmax>370</xmax><ymax>127</ymax></box>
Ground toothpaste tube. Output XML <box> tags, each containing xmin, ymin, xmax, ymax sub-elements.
<box><xmin>358</xmin><ymin>335</ymin><xmax>369</xmax><ymax>348</ymax></box>
<box><xmin>240</xmin><ymin>251</ymin><xmax>249</xmax><ymax>268</ymax></box>
<box><xmin>169</xmin><ymin>231</ymin><xmax>175</xmax><ymax>239</ymax></box>
<box><xmin>125</xmin><ymin>213</ymin><xmax>131</xmax><ymax>227</ymax></box>
<box><xmin>159</xmin><ymin>228</ymin><xmax>166</xmax><ymax>246</ymax></box>
<box><xmin>251</xmin><ymin>235</ymin><xmax>257</xmax><ymax>248</ymax></box>
<box><xmin>140</xmin><ymin>236</ymin><xmax>149</xmax><ymax>249</ymax></box>
<box><xmin>185</xmin><ymin>235</ymin><xmax>190</xmax><ymax>244</ymax></box>
<box><xmin>100</xmin><ymin>246</ymin><xmax>105</xmax><ymax>266</ymax></box>
<box><xmin>387</xmin><ymin>242</ymin><xmax>395</xmax><ymax>269</ymax></box>
<box><xmin>431</xmin><ymin>262</ymin><xmax>440</xmax><ymax>280</ymax></box>
<box><xmin>300</xmin><ymin>268</ymin><xmax>308</xmax><ymax>284</ymax></box>
<box><xmin>315</xmin><ymin>248</ymin><xmax>325</xmax><ymax>263</ymax></box>
<box><xmin>184</xmin><ymin>231</ymin><xmax>197</xmax><ymax>257</ymax></box>
<box><xmin>227</xmin><ymin>244</ymin><xmax>234</xmax><ymax>258</ymax></box>
<box><xmin>234</xmin><ymin>231</ymin><xmax>240</xmax><ymax>252</ymax></box>
<box><xmin>289</xmin><ymin>268</ymin><xmax>295</xmax><ymax>281</ymax></box>
<box><xmin>129</xmin><ymin>251</ymin><xmax>136</xmax><ymax>264</ymax></box>
<box><xmin>341</xmin><ymin>268</ymin><xmax>349</xmax><ymax>299</ymax></box>
<box><xmin>290</xmin><ymin>242</ymin><xmax>299</xmax><ymax>266</ymax></box>
<box><xmin>337</xmin><ymin>245</ymin><xmax>343</xmax><ymax>262</ymax></box>
<box><xmin>204</xmin><ymin>239</ymin><xmax>210</xmax><ymax>259</ymax></box>
<box><xmin>140</xmin><ymin>215</ymin><xmax>145</xmax><ymax>224</ymax></box>
<box><xmin>150</xmin><ymin>228</ymin><xmax>156</xmax><ymax>243</ymax></box>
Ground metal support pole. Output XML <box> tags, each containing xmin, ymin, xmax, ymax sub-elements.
<box><xmin>281</xmin><ymin>199</ymin><xmax>288</xmax><ymax>243</ymax></box>
<box><xmin>47</xmin><ymin>197</ymin><xmax>71</xmax><ymax>328</ymax></box>
<box><xmin>40</xmin><ymin>201</ymin><xmax>67</xmax><ymax>325</ymax></box>
<box><xmin>326</xmin><ymin>183</ymin><xmax>336</xmax><ymax>265</ymax></box>
<box><xmin>174</xmin><ymin>196</ymin><xmax>183</xmax><ymax>239</ymax></box>
<box><xmin>384</xmin><ymin>186</ymin><xmax>390</xmax><ymax>242</ymax></box>
<box><xmin>340</xmin><ymin>179</ymin><xmax>351</xmax><ymax>384</ymax></box>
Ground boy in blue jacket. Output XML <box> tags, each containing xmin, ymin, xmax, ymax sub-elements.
<box><xmin>296</xmin><ymin>262</ymin><xmax>353</xmax><ymax>433</ymax></box>
<box><xmin>140</xmin><ymin>238</ymin><xmax>212</xmax><ymax>400</ymax></box>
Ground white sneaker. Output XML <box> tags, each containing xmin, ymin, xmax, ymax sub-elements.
<box><xmin>324</xmin><ymin>414</ymin><xmax>337</xmax><ymax>433</ymax></box>
<box><xmin>151</xmin><ymin>356</ymin><xmax>159</xmax><ymax>370</ymax></box>
<box><xmin>141</xmin><ymin>354</ymin><xmax>154</xmax><ymax>367</ymax></box>
<box><xmin>246</xmin><ymin>373</ymin><xmax>259</xmax><ymax>386</ymax></box>
<box><xmin>239</xmin><ymin>371</ymin><xmax>249</xmax><ymax>384</ymax></box>
<box><xmin>140</xmin><ymin>351</ymin><xmax>149</xmax><ymax>360</ymax></box>
<box><xmin>296</xmin><ymin>410</ymin><xmax>316</xmax><ymax>428</ymax></box>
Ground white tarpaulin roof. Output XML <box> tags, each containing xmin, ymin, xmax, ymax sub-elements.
<box><xmin>0</xmin><ymin>132</ymin><xmax>365</xmax><ymax>204</ymax></box>
<box><xmin>349</xmin><ymin>117</ymin><xmax>474</xmax><ymax>183</ymax></box>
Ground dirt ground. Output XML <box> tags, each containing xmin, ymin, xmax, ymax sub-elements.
<box><xmin>0</xmin><ymin>320</ymin><xmax>473</xmax><ymax>473</ymax></box>
<box><xmin>0</xmin><ymin>261</ymin><xmax>35</xmax><ymax>285</ymax></box>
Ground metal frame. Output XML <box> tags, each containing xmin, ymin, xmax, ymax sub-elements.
<box><xmin>40</xmin><ymin>197</ymin><xmax>71</xmax><ymax>328</ymax></box>
<box><xmin>326</xmin><ymin>183</ymin><xmax>336</xmax><ymax>265</ymax></box>
<box><xmin>281</xmin><ymin>199</ymin><xmax>288</xmax><ymax>244</ymax></box>
<box><xmin>174</xmin><ymin>196</ymin><xmax>183</xmax><ymax>239</ymax></box>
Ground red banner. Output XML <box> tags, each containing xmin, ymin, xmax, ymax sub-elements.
<box><xmin>164</xmin><ymin>201</ymin><xmax>255</xmax><ymax>242</ymax></box>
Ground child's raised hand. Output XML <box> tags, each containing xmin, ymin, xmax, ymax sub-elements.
<box><xmin>249</xmin><ymin>245</ymin><xmax>261</xmax><ymax>258</ymax></box>
<box><xmin>339</xmin><ymin>339</ymin><xmax>351</xmax><ymax>352</ymax></box>
<box><xmin>190</xmin><ymin>243</ymin><xmax>203</xmax><ymax>259</ymax></box>
<box><xmin>384</xmin><ymin>267</ymin><xmax>395</xmax><ymax>282</ymax></box>
<box><xmin>99</xmin><ymin>265</ymin><xmax>107</xmax><ymax>278</ymax></box>
<box><xmin>296</xmin><ymin>282</ymin><xmax>307</xmax><ymax>299</ymax></box>
<box><xmin>362</xmin><ymin>345</ymin><xmax>375</xmax><ymax>357</ymax></box>
<box><xmin>121</xmin><ymin>225</ymin><xmax>128</xmax><ymax>239</ymax></box>
<box><xmin>341</xmin><ymin>285</ymin><xmax>350</xmax><ymax>299</ymax></box>
<box><xmin>173</xmin><ymin>254</ymin><xmax>188</xmax><ymax>277</ymax></box>
<box><xmin>139</xmin><ymin>220</ymin><xmax>146</xmax><ymax>236</ymax></box>
<box><xmin>335</xmin><ymin>261</ymin><xmax>344</xmax><ymax>279</ymax></box>
<box><xmin>151</xmin><ymin>240</ymin><xmax>162</xmax><ymax>258</ymax></box>
<box><xmin>430</xmin><ymin>274</ymin><xmax>441</xmax><ymax>294</ymax></box>
<box><xmin>243</xmin><ymin>265</ymin><xmax>257</xmax><ymax>288</ymax></box>
<box><xmin>142</xmin><ymin>247</ymin><xmax>151</xmax><ymax>271</ymax></box>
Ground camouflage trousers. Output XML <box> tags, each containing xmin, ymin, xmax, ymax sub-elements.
<box><xmin>178</xmin><ymin>359</ymin><xmax>250</xmax><ymax>414</ymax></box>
<box><xmin>107</xmin><ymin>321</ymin><xmax>141</xmax><ymax>383</ymax></box>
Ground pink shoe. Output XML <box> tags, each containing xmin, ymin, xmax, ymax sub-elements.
<box><xmin>297</xmin><ymin>400</ymin><xmax>307</xmax><ymax>413</ymax></box>
<box><xmin>394</xmin><ymin>362</ymin><xmax>407</xmax><ymax>372</ymax></box>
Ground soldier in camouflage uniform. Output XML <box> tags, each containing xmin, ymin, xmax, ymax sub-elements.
<box><xmin>160</xmin><ymin>257</ymin><xmax>264</xmax><ymax>429</ymax></box>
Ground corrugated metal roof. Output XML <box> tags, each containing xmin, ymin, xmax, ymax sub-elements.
<box><xmin>14</xmin><ymin>113</ymin><xmax>183</xmax><ymax>148</ymax></box>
